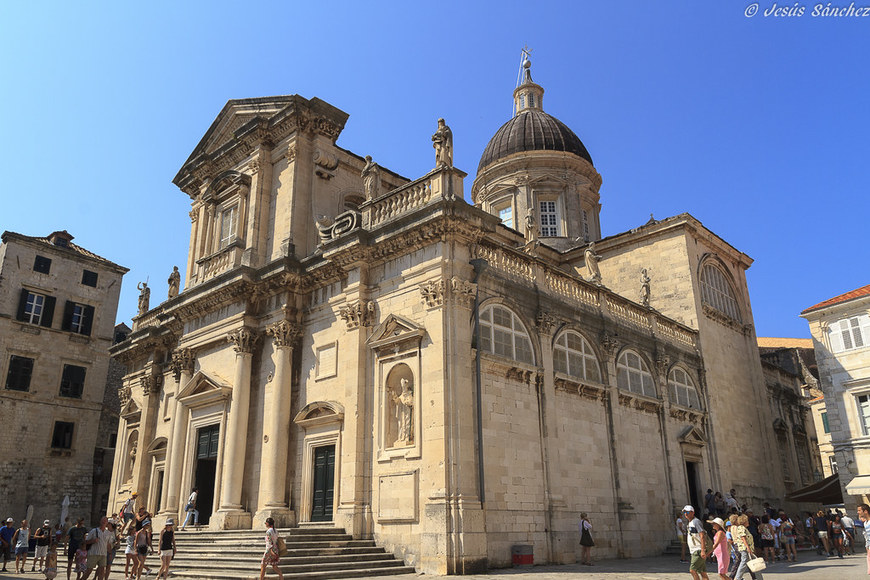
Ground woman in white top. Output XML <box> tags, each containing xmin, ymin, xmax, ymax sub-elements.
<box><xmin>676</xmin><ymin>511</ymin><xmax>688</xmax><ymax>562</ymax></box>
<box><xmin>180</xmin><ymin>487</ymin><xmax>199</xmax><ymax>530</ymax></box>
<box><xmin>259</xmin><ymin>518</ymin><xmax>284</xmax><ymax>580</ymax></box>
<box><xmin>579</xmin><ymin>513</ymin><xmax>594</xmax><ymax>566</ymax></box>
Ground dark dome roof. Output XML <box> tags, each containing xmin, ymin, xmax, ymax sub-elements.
<box><xmin>477</xmin><ymin>109</ymin><xmax>593</xmax><ymax>172</ymax></box>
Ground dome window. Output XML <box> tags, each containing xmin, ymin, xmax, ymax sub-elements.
<box><xmin>539</xmin><ymin>200</ymin><xmax>559</xmax><ymax>236</ymax></box>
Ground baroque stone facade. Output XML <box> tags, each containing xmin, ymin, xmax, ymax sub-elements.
<box><xmin>0</xmin><ymin>231</ymin><xmax>128</xmax><ymax>526</ymax></box>
<box><xmin>110</xmin><ymin>62</ymin><xmax>795</xmax><ymax>573</ymax></box>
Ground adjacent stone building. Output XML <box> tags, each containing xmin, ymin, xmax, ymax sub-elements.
<box><xmin>802</xmin><ymin>283</ymin><xmax>870</xmax><ymax>512</ymax></box>
<box><xmin>109</xmin><ymin>60</ymin><xmax>794</xmax><ymax>572</ymax></box>
<box><xmin>0</xmin><ymin>230</ymin><xmax>128</xmax><ymax>525</ymax></box>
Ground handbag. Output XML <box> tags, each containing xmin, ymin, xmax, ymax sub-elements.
<box><xmin>276</xmin><ymin>535</ymin><xmax>288</xmax><ymax>556</ymax></box>
<box><xmin>579</xmin><ymin>521</ymin><xmax>594</xmax><ymax>547</ymax></box>
<box><xmin>747</xmin><ymin>557</ymin><xmax>766</xmax><ymax>572</ymax></box>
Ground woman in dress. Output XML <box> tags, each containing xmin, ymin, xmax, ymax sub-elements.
<box><xmin>708</xmin><ymin>517</ymin><xmax>730</xmax><ymax>580</ymax></box>
<box><xmin>157</xmin><ymin>519</ymin><xmax>176</xmax><ymax>579</ymax></box>
<box><xmin>758</xmin><ymin>515</ymin><xmax>775</xmax><ymax>563</ymax></box>
<box><xmin>676</xmin><ymin>510</ymin><xmax>688</xmax><ymax>562</ymax></box>
<box><xmin>579</xmin><ymin>513</ymin><xmax>594</xmax><ymax>566</ymax></box>
<box><xmin>259</xmin><ymin>518</ymin><xmax>284</xmax><ymax>580</ymax></box>
<box><xmin>778</xmin><ymin>513</ymin><xmax>797</xmax><ymax>562</ymax></box>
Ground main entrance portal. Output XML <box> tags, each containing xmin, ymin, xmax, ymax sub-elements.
<box><xmin>311</xmin><ymin>445</ymin><xmax>335</xmax><ymax>522</ymax></box>
<box><xmin>194</xmin><ymin>425</ymin><xmax>219</xmax><ymax>525</ymax></box>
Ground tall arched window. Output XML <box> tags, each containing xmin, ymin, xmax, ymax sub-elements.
<box><xmin>668</xmin><ymin>367</ymin><xmax>702</xmax><ymax>410</ymax></box>
<box><xmin>700</xmin><ymin>263</ymin><xmax>741</xmax><ymax>322</ymax></box>
<box><xmin>553</xmin><ymin>331</ymin><xmax>601</xmax><ymax>382</ymax></box>
<box><xmin>616</xmin><ymin>350</ymin><xmax>656</xmax><ymax>398</ymax></box>
<box><xmin>479</xmin><ymin>305</ymin><xmax>534</xmax><ymax>364</ymax></box>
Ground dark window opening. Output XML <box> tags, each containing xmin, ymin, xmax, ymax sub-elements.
<box><xmin>5</xmin><ymin>355</ymin><xmax>34</xmax><ymax>392</ymax></box>
<box><xmin>61</xmin><ymin>301</ymin><xmax>94</xmax><ymax>336</ymax></box>
<box><xmin>33</xmin><ymin>255</ymin><xmax>52</xmax><ymax>274</ymax></box>
<box><xmin>59</xmin><ymin>364</ymin><xmax>86</xmax><ymax>398</ymax></box>
<box><xmin>81</xmin><ymin>270</ymin><xmax>98</xmax><ymax>287</ymax></box>
<box><xmin>52</xmin><ymin>422</ymin><xmax>74</xmax><ymax>449</ymax></box>
<box><xmin>16</xmin><ymin>289</ymin><xmax>56</xmax><ymax>328</ymax></box>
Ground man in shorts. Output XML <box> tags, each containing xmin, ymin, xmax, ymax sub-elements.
<box><xmin>66</xmin><ymin>518</ymin><xmax>87</xmax><ymax>580</ymax></box>
<box><xmin>683</xmin><ymin>505</ymin><xmax>709</xmax><ymax>580</ymax></box>
<box><xmin>0</xmin><ymin>517</ymin><xmax>15</xmax><ymax>572</ymax></box>
<box><xmin>33</xmin><ymin>519</ymin><xmax>52</xmax><ymax>572</ymax></box>
<box><xmin>81</xmin><ymin>516</ymin><xmax>112</xmax><ymax>580</ymax></box>
<box><xmin>857</xmin><ymin>503</ymin><xmax>870</xmax><ymax>575</ymax></box>
<box><xmin>121</xmin><ymin>493</ymin><xmax>137</xmax><ymax>532</ymax></box>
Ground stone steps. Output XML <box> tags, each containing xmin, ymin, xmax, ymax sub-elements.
<box><xmin>164</xmin><ymin>525</ymin><xmax>415</xmax><ymax>580</ymax></box>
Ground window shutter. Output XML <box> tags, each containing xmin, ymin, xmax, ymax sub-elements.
<box><xmin>829</xmin><ymin>326</ymin><xmax>843</xmax><ymax>353</ymax></box>
<box><xmin>16</xmin><ymin>289</ymin><xmax>29</xmax><ymax>321</ymax></box>
<box><xmin>61</xmin><ymin>301</ymin><xmax>75</xmax><ymax>331</ymax></box>
<box><xmin>81</xmin><ymin>305</ymin><xmax>95</xmax><ymax>336</ymax></box>
<box><xmin>41</xmin><ymin>296</ymin><xmax>56</xmax><ymax>328</ymax></box>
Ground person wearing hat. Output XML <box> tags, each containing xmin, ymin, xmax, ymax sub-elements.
<box><xmin>0</xmin><ymin>517</ymin><xmax>15</xmax><ymax>572</ymax></box>
<box><xmin>683</xmin><ymin>505</ymin><xmax>709</xmax><ymax>580</ymax></box>
<box><xmin>134</xmin><ymin>519</ymin><xmax>153</xmax><ymax>579</ymax></box>
<box><xmin>33</xmin><ymin>519</ymin><xmax>52</xmax><ymax>572</ymax></box>
<box><xmin>121</xmin><ymin>493</ymin><xmax>138</xmax><ymax>531</ymax></box>
<box><xmin>156</xmin><ymin>519</ymin><xmax>176</xmax><ymax>580</ymax></box>
<box><xmin>707</xmin><ymin>517</ymin><xmax>729</xmax><ymax>580</ymax></box>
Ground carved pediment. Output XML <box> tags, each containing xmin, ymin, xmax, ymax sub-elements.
<box><xmin>677</xmin><ymin>425</ymin><xmax>707</xmax><ymax>447</ymax></box>
<box><xmin>294</xmin><ymin>401</ymin><xmax>345</xmax><ymax>429</ymax></box>
<box><xmin>367</xmin><ymin>314</ymin><xmax>425</xmax><ymax>353</ymax></box>
<box><xmin>120</xmin><ymin>398</ymin><xmax>141</xmax><ymax>421</ymax></box>
<box><xmin>146</xmin><ymin>437</ymin><xmax>168</xmax><ymax>455</ymax></box>
<box><xmin>177</xmin><ymin>370</ymin><xmax>232</xmax><ymax>407</ymax></box>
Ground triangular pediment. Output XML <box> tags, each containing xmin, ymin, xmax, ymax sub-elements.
<box><xmin>193</xmin><ymin>97</ymin><xmax>296</xmax><ymax>160</ymax></box>
<box><xmin>368</xmin><ymin>314</ymin><xmax>425</xmax><ymax>346</ymax></box>
<box><xmin>120</xmin><ymin>398</ymin><xmax>140</xmax><ymax>419</ymax></box>
<box><xmin>528</xmin><ymin>174</ymin><xmax>569</xmax><ymax>188</ymax></box>
<box><xmin>177</xmin><ymin>370</ymin><xmax>232</xmax><ymax>406</ymax></box>
<box><xmin>678</xmin><ymin>425</ymin><xmax>707</xmax><ymax>446</ymax></box>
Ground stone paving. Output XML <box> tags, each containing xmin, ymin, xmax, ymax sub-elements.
<box><xmin>0</xmin><ymin>551</ymin><xmax>864</xmax><ymax>579</ymax></box>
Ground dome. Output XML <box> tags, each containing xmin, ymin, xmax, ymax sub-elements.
<box><xmin>477</xmin><ymin>109</ymin><xmax>593</xmax><ymax>172</ymax></box>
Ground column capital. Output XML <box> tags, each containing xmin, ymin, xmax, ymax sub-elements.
<box><xmin>169</xmin><ymin>348</ymin><xmax>195</xmax><ymax>381</ymax></box>
<box><xmin>266</xmin><ymin>320</ymin><xmax>303</xmax><ymax>349</ymax></box>
<box><xmin>227</xmin><ymin>327</ymin><xmax>260</xmax><ymax>354</ymax></box>
<box><xmin>141</xmin><ymin>373</ymin><xmax>162</xmax><ymax>397</ymax></box>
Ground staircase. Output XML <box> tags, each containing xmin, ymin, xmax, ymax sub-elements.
<box><xmin>168</xmin><ymin>525</ymin><xmax>416</xmax><ymax>579</ymax></box>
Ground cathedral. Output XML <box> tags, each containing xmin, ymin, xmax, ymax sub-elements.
<box><xmin>109</xmin><ymin>59</ymin><xmax>801</xmax><ymax>573</ymax></box>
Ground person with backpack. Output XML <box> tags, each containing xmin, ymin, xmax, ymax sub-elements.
<box><xmin>180</xmin><ymin>488</ymin><xmax>198</xmax><ymax>531</ymax></box>
<box><xmin>259</xmin><ymin>518</ymin><xmax>284</xmax><ymax>580</ymax></box>
<box><xmin>683</xmin><ymin>505</ymin><xmax>709</xmax><ymax>580</ymax></box>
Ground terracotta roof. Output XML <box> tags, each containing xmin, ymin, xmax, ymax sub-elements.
<box><xmin>802</xmin><ymin>283</ymin><xmax>870</xmax><ymax>315</ymax></box>
<box><xmin>756</xmin><ymin>337</ymin><xmax>814</xmax><ymax>349</ymax></box>
<box><xmin>1</xmin><ymin>230</ymin><xmax>128</xmax><ymax>272</ymax></box>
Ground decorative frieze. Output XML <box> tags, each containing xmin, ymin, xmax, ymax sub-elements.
<box><xmin>266</xmin><ymin>319</ymin><xmax>303</xmax><ymax>348</ymax></box>
<box><xmin>618</xmin><ymin>391</ymin><xmax>663</xmax><ymax>415</ymax></box>
<box><xmin>338</xmin><ymin>300</ymin><xmax>376</xmax><ymax>330</ymax></box>
<box><xmin>227</xmin><ymin>327</ymin><xmax>259</xmax><ymax>354</ymax></box>
<box><xmin>669</xmin><ymin>407</ymin><xmax>704</xmax><ymax>425</ymax></box>
<box><xmin>505</xmin><ymin>367</ymin><xmax>536</xmax><ymax>383</ymax></box>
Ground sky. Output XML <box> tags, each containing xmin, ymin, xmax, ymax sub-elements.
<box><xmin>1</xmin><ymin>1</ymin><xmax>868</xmax><ymax>338</ymax></box>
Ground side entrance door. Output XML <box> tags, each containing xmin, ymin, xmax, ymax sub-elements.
<box><xmin>194</xmin><ymin>424</ymin><xmax>220</xmax><ymax>525</ymax></box>
<box><xmin>310</xmin><ymin>445</ymin><xmax>335</xmax><ymax>522</ymax></box>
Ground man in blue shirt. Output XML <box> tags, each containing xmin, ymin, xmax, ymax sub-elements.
<box><xmin>0</xmin><ymin>517</ymin><xmax>15</xmax><ymax>572</ymax></box>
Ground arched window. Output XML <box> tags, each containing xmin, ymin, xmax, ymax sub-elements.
<box><xmin>668</xmin><ymin>367</ymin><xmax>702</xmax><ymax>410</ymax></box>
<box><xmin>553</xmin><ymin>331</ymin><xmax>601</xmax><ymax>382</ymax></box>
<box><xmin>700</xmin><ymin>263</ymin><xmax>741</xmax><ymax>322</ymax></box>
<box><xmin>479</xmin><ymin>305</ymin><xmax>534</xmax><ymax>364</ymax></box>
<box><xmin>343</xmin><ymin>194</ymin><xmax>365</xmax><ymax>212</ymax></box>
<box><xmin>616</xmin><ymin>350</ymin><xmax>656</xmax><ymax>398</ymax></box>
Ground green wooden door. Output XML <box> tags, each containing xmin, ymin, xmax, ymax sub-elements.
<box><xmin>311</xmin><ymin>445</ymin><xmax>335</xmax><ymax>522</ymax></box>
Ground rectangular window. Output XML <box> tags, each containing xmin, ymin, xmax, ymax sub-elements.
<box><xmin>821</xmin><ymin>411</ymin><xmax>830</xmax><ymax>434</ymax></box>
<box><xmin>219</xmin><ymin>205</ymin><xmax>238</xmax><ymax>249</ymax></box>
<box><xmin>829</xmin><ymin>455</ymin><xmax>838</xmax><ymax>474</ymax></box>
<box><xmin>59</xmin><ymin>364</ymin><xmax>86</xmax><ymax>398</ymax></box>
<box><xmin>496</xmin><ymin>204</ymin><xmax>513</xmax><ymax>229</ymax></box>
<box><xmin>830</xmin><ymin>315</ymin><xmax>870</xmax><ymax>353</ymax></box>
<box><xmin>5</xmin><ymin>355</ymin><xmax>34</xmax><ymax>392</ymax></box>
<box><xmin>539</xmin><ymin>200</ymin><xmax>559</xmax><ymax>236</ymax></box>
<box><xmin>51</xmin><ymin>422</ymin><xmax>74</xmax><ymax>449</ymax></box>
<box><xmin>16</xmin><ymin>289</ymin><xmax>56</xmax><ymax>328</ymax></box>
<box><xmin>81</xmin><ymin>270</ymin><xmax>98</xmax><ymax>287</ymax></box>
<box><xmin>858</xmin><ymin>394</ymin><xmax>870</xmax><ymax>436</ymax></box>
<box><xmin>33</xmin><ymin>255</ymin><xmax>52</xmax><ymax>274</ymax></box>
<box><xmin>61</xmin><ymin>301</ymin><xmax>94</xmax><ymax>336</ymax></box>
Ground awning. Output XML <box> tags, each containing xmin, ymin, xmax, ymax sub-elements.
<box><xmin>785</xmin><ymin>473</ymin><xmax>843</xmax><ymax>504</ymax></box>
<box><xmin>846</xmin><ymin>475</ymin><xmax>870</xmax><ymax>495</ymax></box>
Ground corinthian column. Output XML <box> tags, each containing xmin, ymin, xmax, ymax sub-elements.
<box><xmin>254</xmin><ymin>320</ymin><xmax>301</xmax><ymax>527</ymax></box>
<box><xmin>214</xmin><ymin>327</ymin><xmax>258</xmax><ymax>529</ymax></box>
<box><xmin>161</xmin><ymin>348</ymin><xmax>195</xmax><ymax>517</ymax></box>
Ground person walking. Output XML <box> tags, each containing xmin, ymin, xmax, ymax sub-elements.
<box><xmin>156</xmin><ymin>520</ymin><xmax>176</xmax><ymax>580</ymax></box>
<box><xmin>180</xmin><ymin>488</ymin><xmax>198</xmax><ymax>531</ymax></box>
<box><xmin>124</xmin><ymin>526</ymin><xmax>137</xmax><ymax>580</ymax></box>
<box><xmin>81</xmin><ymin>516</ymin><xmax>113</xmax><ymax>580</ymax></box>
<box><xmin>843</xmin><ymin>511</ymin><xmax>857</xmax><ymax>555</ymax></box>
<box><xmin>0</xmin><ymin>517</ymin><xmax>15</xmax><ymax>572</ymax></box>
<box><xmin>779</xmin><ymin>513</ymin><xmax>797</xmax><ymax>562</ymax></box>
<box><xmin>134</xmin><ymin>521</ymin><xmax>153</xmax><ymax>580</ymax></box>
<box><xmin>33</xmin><ymin>520</ymin><xmax>52</xmax><ymax>572</ymax></box>
<box><xmin>831</xmin><ymin>513</ymin><xmax>852</xmax><ymax>559</ymax></box>
<box><xmin>857</xmin><ymin>503</ymin><xmax>870</xmax><ymax>575</ymax></box>
<box><xmin>579</xmin><ymin>513</ymin><xmax>594</xmax><ymax>566</ymax></box>
<box><xmin>676</xmin><ymin>510</ymin><xmax>688</xmax><ymax>562</ymax></box>
<box><xmin>121</xmin><ymin>493</ymin><xmax>138</xmax><ymax>532</ymax></box>
<box><xmin>66</xmin><ymin>518</ymin><xmax>87</xmax><ymax>580</ymax></box>
<box><xmin>758</xmin><ymin>515</ymin><xmax>775</xmax><ymax>563</ymax></box>
<box><xmin>683</xmin><ymin>505</ymin><xmax>709</xmax><ymax>580</ymax></box>
<box><xmin>12</xmin><ymin>519</ymin><xmax>30</xmax><ymax>574</ymax></box>
<box><xmin>259</xmin><ymin>518</ymin><xmax>284</xmax><ymax>580</ymax></box>
<box><xmin>732</xmin><ymin>514</ymin><xmax>764</xmax><ymax>580</ymax></box>
<box><xmin>814</xmin><ymin>510</ymin><xmax>832</xmax><ymax>556</ymax></box>
<box><xmin>708</xmin><ymin>517</ymin><xmax>729</xmax><ymax>580</ymax></box>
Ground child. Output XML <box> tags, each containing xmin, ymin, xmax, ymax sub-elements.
<box><xmin>74</xmin><ymin>545</ymin><xmax>88</xmax><ymax>580</ymax></box>
<box><xmin>43</xmin><ymin>543</ymin><xmax>58</xmax><ymax>579</ymax></box>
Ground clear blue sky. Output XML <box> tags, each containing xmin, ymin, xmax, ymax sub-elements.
<box><xmin>1</xmin><ymin>1</ymin><xmax>867</xmax><ymax>337</ymax></box>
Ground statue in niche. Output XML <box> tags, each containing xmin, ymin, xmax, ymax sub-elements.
<box><xmin>167</xmin><ymin>266</ymin><xmax>181</xmax><ymax>299</ymax></box>
<box><xmin>391</xmin><ymin>378</ymin><xmax>414</xmax><ymax>446</ymax></box>
<box><xmin>361</xmin><ymin>155</ymin><xmax>380</xmax><ymax>200</ymax></box>
<box><xmin>431</xmin><ymin>118</ymin><xmax>453</xmax><ymax>168</ymax></box>
<box><xmin>525</xmin><ymin>207</ymin><xmax>538</xmax><ymax>244</ymax></box>
<box><xmin>584</xmin><ymin>243</ymin><xmax>603</xmax><ymax>284</ymax></box>
<box><xmin>640</xmin><ymin>268</ymin><xmax>651</xmax><ymax>307</ymax></box>
<box><xmin>128</xmin><ymin>439</ymin><xmax>138</xmax><ymax>480</ymax></box>
<box><xmin>136</xmin><ymin>282</ymin><xmax>150</xmax><ymax>316</ymax></box>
